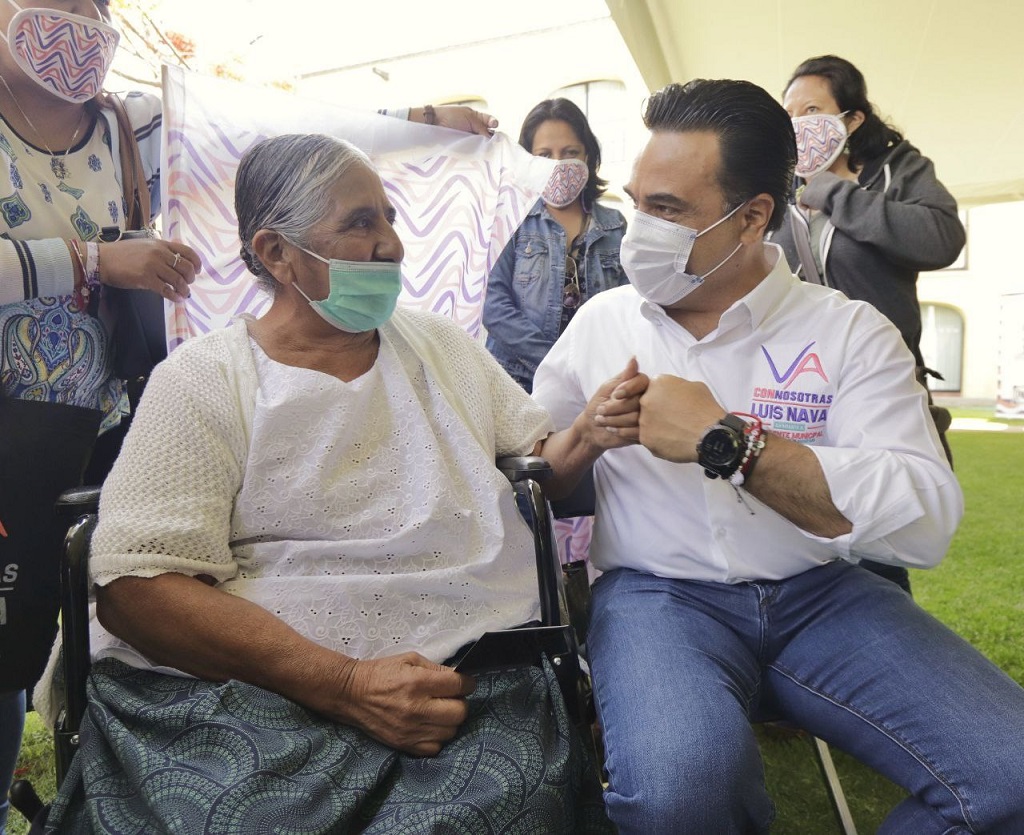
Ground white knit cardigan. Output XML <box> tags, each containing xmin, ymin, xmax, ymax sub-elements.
<box><xmin>34</xmin><ymin>308</ymin><xmax>553</xmax><ymax>725</ymax></box>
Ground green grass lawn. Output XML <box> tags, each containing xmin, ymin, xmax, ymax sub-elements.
<box><xmin>947</xmin><ymin>404</ymin><xmax>1024</xmax><ymax>426</ymax></box>
<box><xmin>9</xmin><ymin>431</ymin><xmax>1024</xmax><ymax>833</ymax></box>
<box><xmin>761</xmin><ymin>430</ymin><xmax>1024</xmax><ymax>832</ymax></box>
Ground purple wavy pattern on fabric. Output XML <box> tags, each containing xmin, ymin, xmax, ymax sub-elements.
<box><xmin>554</xmin><ymin>517</ymin><xmax>593</xmax><ymax>565</ymax></box>
<box><xmin>162</xmin><ymin>72</ymin><xmax>538</xmax><ymax>347</ymax></box>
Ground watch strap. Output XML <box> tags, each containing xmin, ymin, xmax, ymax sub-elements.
<box><xmin>719</xmin><ymin>413</ymin><xmax>747</xmax><ymax>434</ymax></box>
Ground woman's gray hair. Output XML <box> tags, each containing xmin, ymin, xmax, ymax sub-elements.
<box><xmin>235</xmin><ymin>133</ymin><xmax>372</xmax><ymax>294</ymax></box>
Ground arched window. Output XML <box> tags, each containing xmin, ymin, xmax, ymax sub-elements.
<box><xmin>920</xmin><ymin>303</ymin><xmax>964</xmax><ymax>392</ymax></box>
<box><xmin>439</xmin><ymin>96</ymin><xmax>490</xmax><ymax>111</ymax></box>
<box><xmin>551</xmin><ymin>80</ymin><xmax>627</xmax><ymax>166</ymax></box>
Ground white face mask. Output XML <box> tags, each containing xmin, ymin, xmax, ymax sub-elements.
<box><xmin>620</xmin><ymin>202</ymin><xmax>745</xmax><ymax>306</ymax></box>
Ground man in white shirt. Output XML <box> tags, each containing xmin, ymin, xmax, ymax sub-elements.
<box><xmin>533</xmin><ymin>79</ymin><xmax>1024</xmax><ymax>834</ymax></box>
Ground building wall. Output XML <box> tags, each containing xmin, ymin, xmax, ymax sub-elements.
<box><xmin>297</xmin><ymin>18</ymin><xmax>1021</xmax><ymax>405</ymax></box>
<box><xmin>920</xmin><ymin>201</ymin><xmax>1024</xmax><ymax>401</ymax></box>
<box><xmin>297</xmin><ymin>17</ymin><xmax>650</xmax><ymax>210</ymax></box>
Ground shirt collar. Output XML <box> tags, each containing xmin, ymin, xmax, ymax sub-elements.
<box><xmin>722</xmin><ymin>243</ymin><xmax>794</xmax><ymax>331</ymax></box>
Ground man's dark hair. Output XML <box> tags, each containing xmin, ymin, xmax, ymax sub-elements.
<box><xmin>643</xmin><ymin>79</ymin><xmax>795</xmax><ymax>231</ymax></box>
<box><xmin>785</xmin><ymin>55</ymin><xmax>902</xmax><ymax>171</ymax></box>
<box><xmin>519</xmin><ymin>97</ymin><xmax>607</xmax><ymax>206</ymax></box>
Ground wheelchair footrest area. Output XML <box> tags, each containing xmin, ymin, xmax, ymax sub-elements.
<box><xmin>9</xmin><ymin>778</ymin><xmax>45</xmax><ymax>824</ymax></box>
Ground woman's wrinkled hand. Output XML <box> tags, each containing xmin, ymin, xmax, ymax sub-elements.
<box><xmin>580</xmin><ymin>356</ymin><xmax>650</xmax><ymax>450</ymax></box>
<box><xmin>328</xmin><ymin>652</ymin><xmax>476</xmax><ymax>757</ymax></box>
<box><xmin>97</xmin><ymin>238</ymin><xmax>202</xmax><ymax>302</ymax></box>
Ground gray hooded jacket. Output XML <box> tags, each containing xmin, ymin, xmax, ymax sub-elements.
<box><xmin>772</xmin><ymin>140</ymin><xmax>965</xmax><ymax>366</ymax></box>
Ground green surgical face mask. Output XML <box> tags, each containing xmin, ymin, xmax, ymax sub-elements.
<box><xmin>292</xmin><ymin>245</ymin><xmax>402</xmax><ymax>333</ymax></box>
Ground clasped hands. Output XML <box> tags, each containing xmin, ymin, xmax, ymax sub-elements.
<box><xmin>584</xmin><ymin>358</ymin><xmax>728</xmax><ymax>464</ymax></box>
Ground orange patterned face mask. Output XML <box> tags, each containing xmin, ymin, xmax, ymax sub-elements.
<box><xmin>792</xmin><ymin>112</ymin><xmax>848</xmax><ymax>179</ymax></box>
<box><xmin>1</xmin><ymin>0</ymin><xmax>119</xmax><ymax>103</ymax></box>
<box><xmin>541</xmin><ymin>158</ymin><xmax>588</xmax><ymax>208</ymax></box>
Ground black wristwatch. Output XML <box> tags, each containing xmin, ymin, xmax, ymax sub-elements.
<box><xmin>697</xmin><ymin>414</ymin><xmax>747</xmax><ymax>480</ymax></box>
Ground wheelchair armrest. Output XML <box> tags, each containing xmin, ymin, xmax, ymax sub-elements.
<box><xmin>498</xmin><ymin>458</ymin><xmax>560</xmax><ymax>629</ymax></box>
<box><xmin>56</xmin><ymin>485</ymin><xmax>101</xmax><ymax>520</ymax></box>
<box><xmin>60</xmin><ymin>511</ymin><xmax>96</xmax><ymax>737</ymax></box>
<box><xmin>550</xmin><ymin>468</ymin><xmax>596</xmax><ymax>519</ymax></box>
<box><xmin>497</xmin><ymin>455</ymin><xmax>553</xmax><ymax>484</ymax></box>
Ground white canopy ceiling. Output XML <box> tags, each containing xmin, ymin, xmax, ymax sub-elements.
<box><xmin>605</xmin><ymin>0</ymin><xmax>1024</xmax><ymax>206</ymax></box>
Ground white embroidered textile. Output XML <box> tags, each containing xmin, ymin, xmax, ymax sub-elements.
<box><xmin>85</xmin><ymin>309</ymin><xmax>553</xmax><ymax>674</ymax></box>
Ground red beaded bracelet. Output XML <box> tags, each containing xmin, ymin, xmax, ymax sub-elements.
<box><xmin>729</xmin><ymin>413</ymin><xmax>766</xmax><ymax>487</ymax></box>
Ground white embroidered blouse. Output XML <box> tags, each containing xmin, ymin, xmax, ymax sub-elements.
<box><xmin>86</xmin><ymin>309</ymin><xmax>554</xmax><ymax>673</ymax></box>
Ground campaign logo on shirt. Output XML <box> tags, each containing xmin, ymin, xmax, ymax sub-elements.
<box><xmin>748</xmin><ymin>342</ymin><xmax>833</xmax><ymax>442</ymax></box>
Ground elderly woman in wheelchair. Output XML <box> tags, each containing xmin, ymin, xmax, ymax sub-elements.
<box><xmin>34</xmin><ymin>133</ymin><xmax>611</xmax><ymax>833</ymax></box>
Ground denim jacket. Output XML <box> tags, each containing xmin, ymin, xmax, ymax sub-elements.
<box><xmin>483</xmin><ymin>199</ymin><xmax>626</xmax><ymax>390</ymax></box>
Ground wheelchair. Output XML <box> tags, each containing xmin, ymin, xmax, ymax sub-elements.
<box><xmin>12</xmin><ymin>460</ymin><xmax>856</xmax><ymax>834</ymax></box>
<box><xmin>10</xmin><ymin>457</ymin><xmax>591</xmax><ymax>831</ymax></box>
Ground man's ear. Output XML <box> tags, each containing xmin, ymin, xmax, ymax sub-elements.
<box><xmin>251</xmin><ymin>229</ymin><xmax>296</xmax><ymax>286</ymax></box>
<box><xmin>739</xmin><ymin>195</ymin><xmax>774</xmax><ymax>243</ymax></box>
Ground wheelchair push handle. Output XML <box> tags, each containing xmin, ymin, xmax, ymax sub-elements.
<box><xmin>55</xmin><ymin>485</ymin><xmax>101</xmax><ymax>521</ymax></box>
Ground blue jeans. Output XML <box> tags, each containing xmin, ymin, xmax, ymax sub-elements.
<box><xmin>0</xmin><ymin>690</ymin><xmax>26</xmax><ymax>835</ymax></box>
<box><xmin>588</xmin><ymin>563</ymin><xmax>1024</xmax><ymax>834</ymax></box>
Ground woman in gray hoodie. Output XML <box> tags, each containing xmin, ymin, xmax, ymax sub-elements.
<box><xmin>775</xmin><ymin>54</ymin><xmax>965</xmax><ymax>591</ymax></box>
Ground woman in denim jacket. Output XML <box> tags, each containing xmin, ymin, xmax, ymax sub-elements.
<box><xmin>484</xmin><ymin>99</ymin><xmax>626</xmax><ymax>391</ymax></box>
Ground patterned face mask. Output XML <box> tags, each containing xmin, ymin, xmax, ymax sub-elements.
<box><xmin>792</xmin><ymin>112</ymin><xmax>848</xmax><ymax>179</ymax></box>
<box><xmin>541</xmin><ymin>158</ymin><xmax>588</xmax><ymax>208</ymax></box>
<box><xmin>1</xmin><ymin>0</ymin><xmax>120</xmax><ymax>103</ymax></box>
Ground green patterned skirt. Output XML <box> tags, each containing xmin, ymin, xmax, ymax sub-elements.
<box><xmin>46</xmin><ymin>658</ymin><xmax>611</xmax><ymax>834</ymax></box>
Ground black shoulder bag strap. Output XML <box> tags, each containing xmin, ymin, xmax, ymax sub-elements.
<box><xmin>104</xmin><ymin>92</ymin><xmax>151</xmax><ymax>230</ymax></box>
<box><xmin>100</xmin><ymin>94</ymin><xmax>166</xmax><ymax>387</ymax></box>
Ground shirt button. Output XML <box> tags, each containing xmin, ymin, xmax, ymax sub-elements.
<box><xmin>715</xmin><ymin>527</ymin><xmax>727</xmax><ymax>538</ymax></box>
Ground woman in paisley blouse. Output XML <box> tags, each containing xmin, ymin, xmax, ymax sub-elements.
<box><xmin>0</xmin><ymin>3</ymin><xmax>199</xmax><ymax>831</ymax></box>
<box><xmin>0</xmin><ymin>0</ymin><xmax>201</xmax><ymax>462</ymax></box>
<box><xmin>39</xmin><ymin>133</ymin><xmax>610</xmax><ymax>833</ymax></box>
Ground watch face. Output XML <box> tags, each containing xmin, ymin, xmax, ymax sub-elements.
<box><xmin>701</xmin><ymin>427</ymin><xmax>743</xmax><ymax>467</ymax></box>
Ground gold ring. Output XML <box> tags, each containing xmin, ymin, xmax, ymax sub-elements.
<box><xmin>171</xmin><ymin>252</ymin><xmax>181</xmax><ymax>268</ymax></box>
